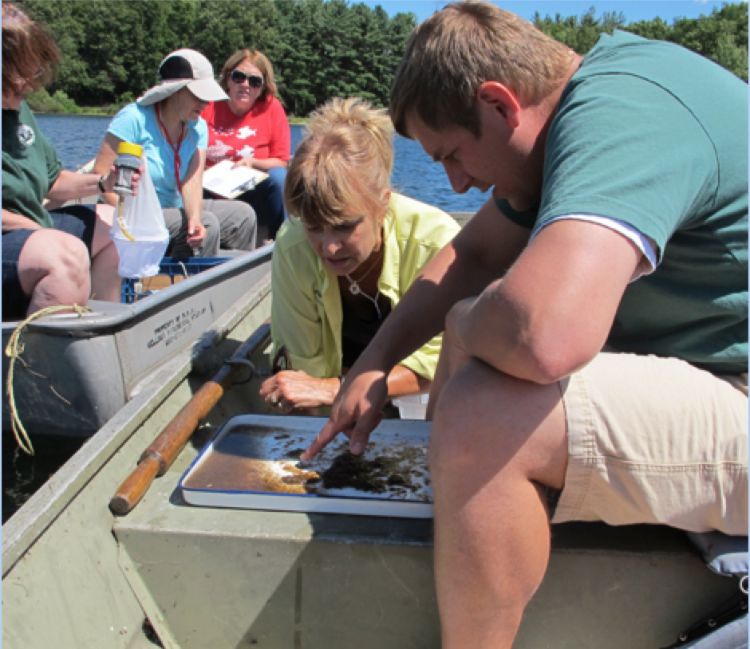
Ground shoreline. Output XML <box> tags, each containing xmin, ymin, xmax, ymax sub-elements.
<box><xmin>34</xmin><ymin>109</ymin><xmax>309</xmax><ymax>124</ymax></box>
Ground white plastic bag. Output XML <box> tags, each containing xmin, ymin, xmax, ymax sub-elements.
<box><xmin>110</xmin><ymin>164</ymin><xmax>169</xmax><ymax>278</ymax></box>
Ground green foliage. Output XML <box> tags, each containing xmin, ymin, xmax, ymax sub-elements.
<box><xmin>533</xmin><ymin>8</ymin><xmax>627</xmax><ymax>52</ymax></box>
<box><xmin>665</xmin><ymin>3</ymin><xmax>748</xmax><ymax>80</ymax></box>
<box><xmin>15</xmin><ymin>0</ymin><xmax>748</xmax><ymax>114</ymax></box>
<box><xmin>26</xmin><ymin>88</ymin><xmax>81</xmax><ymax>113</ymax></box>
<box><xmin>16</xmin><ymin>0</ymin><xmax>417</xmax><ymax>116</ymax></box>
<box><xmin>534</xmin><ymin>2</ymin><xmax>748</xmax><ymax>81</ymax></box>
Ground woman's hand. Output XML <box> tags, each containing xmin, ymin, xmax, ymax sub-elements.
<box><xmin>185</xmin><ymin>217</ymin><xmax>206</xmax><ymax>248</ymax></box>
<box><xmin>260</xmin><ymin>370</ymin><xmax>341</xmax><ymax>413</ymax></box>
<box><xmin>100</xmin><ymin>166</ymin><xmax>141</xmax><ymax>197</ymax></box>
<box><xmin>232</xmin><ymin>154</ymin><xmax>256</xmax><ymax>170</ymax></box>
<box><xmin>2</xmin><ymin>208</ymin><xmax>43</xmax><ymax>233</ymax></box>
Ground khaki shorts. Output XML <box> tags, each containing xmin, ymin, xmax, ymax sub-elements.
<box><xmin>552</xmin><ymin>352</ymin><xmax>748</xmax><ymax>536</ymax></box>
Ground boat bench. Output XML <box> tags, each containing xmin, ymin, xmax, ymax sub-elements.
<box><xmin>114</xmin><ymin>477</ymin><xmax>743</xmax><ymax>649</ymax></box>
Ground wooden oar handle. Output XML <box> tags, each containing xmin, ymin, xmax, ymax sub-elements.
<box><xmin>144</xmin><ymin>379</ymin><xmax>228</xmax><ymax>469</ymax></box>
<box><xmin>108</xmin><ymin>380</ymin><xmax>228</xmax><ymax>517</ymax></box>
<box><xmin>109</xmin><ymin>454</ymin><xmax>161</xmax><ymax>515</ymax></box>
<box><xmin>109</xmin><ymin>322</ymin><xmax>272</xmax><ymax>516</ymax></box>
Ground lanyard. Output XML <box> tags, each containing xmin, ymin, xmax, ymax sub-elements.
<box><xmin>155</xmin><ymin>104</ymin><xmax>186</xmax><ymax>193</ymax></box>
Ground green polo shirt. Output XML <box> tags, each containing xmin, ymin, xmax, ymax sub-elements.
<box><xmin>2</xmin><ymin>101</ymin><xmax>61</xmax><ymax>228</ymax></box>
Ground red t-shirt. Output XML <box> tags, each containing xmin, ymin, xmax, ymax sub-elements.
<box><xmin>201</xmin><ymin>95</ymin><xmax>291</xmax><ymax>167</ymax></box>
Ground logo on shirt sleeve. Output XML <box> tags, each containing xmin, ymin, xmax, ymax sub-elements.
<box><xmin>17</xmin><ymin>123</ymin><xmax>35</xmax><ymax>147</ymax></box>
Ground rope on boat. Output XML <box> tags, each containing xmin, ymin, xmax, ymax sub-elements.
<box><xmin>4</xmin><ymin>304</ymin><xmax>91</xmax><ymax>455</ymax></box>
<box><xmin>116</xmin><ymin>199</ymin><xmax>136</xmax><ymax>241</ymax></box>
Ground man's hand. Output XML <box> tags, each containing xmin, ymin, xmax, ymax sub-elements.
<box><xmin>300</xmin><ymin>369</ymin><xmax>389</xmax><ymax>461</ymax></box>
<box><xmin>426</xmin><ymin>297</ymin><xmax>476</xmax><ymax>419</ymax></box>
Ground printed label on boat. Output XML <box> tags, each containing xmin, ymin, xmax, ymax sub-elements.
<box><xmin>118</xmin><ymin>295</ymin><xmax>215</xmax><ymax>385</ymax></box>
<box><xmin>144</xmin><ymin>304</ymin><xmax>209</xmax><ymax>350</ymax></box>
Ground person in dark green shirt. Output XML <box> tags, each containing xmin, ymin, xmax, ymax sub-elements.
<box><xmin>2</xmin><ymin>3</ymin><xmax>128</xmax><ymax>320</ymax></box>
<box><xmin>301</xmin><ymin>3</ymin><xmax>748</xmax><ymax>647</ymax></box>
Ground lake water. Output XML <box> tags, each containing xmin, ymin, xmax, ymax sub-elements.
<box><xmin>37</xmin><ymin>114</ymin><xmax>489</xmax><ymax>214</ymax></box>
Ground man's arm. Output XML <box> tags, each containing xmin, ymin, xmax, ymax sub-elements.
<box><xmin>44</xmin><ymin>170</ymin><xmax>101</xmax><ymax>204</ymax></box>
<box><xmin>355</xmin><ymin>198</ymin><xmax>531</xmax><ymax>373</ymax></box>
<box><xmin>302</xmin><ymin>197</ymin><xmax>531</xmax><ymax>459</ymax></box>
<box><xmin>455</xmin><ymin>218</ymin><xmax>642</xmax><ymax>383</ymax></box>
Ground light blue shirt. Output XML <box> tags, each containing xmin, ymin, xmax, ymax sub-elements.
<box><xmin>107</xmin><ymin>102</ymin><xmax>207</xmax><ymax>208</ymax></box>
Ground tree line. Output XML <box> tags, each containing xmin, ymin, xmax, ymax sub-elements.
<box><xmin>17</xmin><ymin>0</ymin><xmax>748</xmax><ymax>117</ymax></box>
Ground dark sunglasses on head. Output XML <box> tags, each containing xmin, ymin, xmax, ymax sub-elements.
<box><xmin>230</xmin><ymin>70</ymin><xmax>263</xmax><ymax>88</ymax></box>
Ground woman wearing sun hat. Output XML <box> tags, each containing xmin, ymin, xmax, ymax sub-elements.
<box><xmin>95</xmin><ymin>48</ymin><xmax>257</xmax><ymax>256</ymax></box>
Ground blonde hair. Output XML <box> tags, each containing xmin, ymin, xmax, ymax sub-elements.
<box><xmin>2</xmin><ymin>2</ymin><xmax>60</xmax><ymax>97</ymax></box>
<box><xmin>285</xmin><ymin>97</ymin><xmax>394</xmax><ymax>227</ymax></box>
<box><xmin>390</xmin><ymin>1</ymin><xmax>575</xmax><ymax>137</ymax></box>
<box><xmin>219</xmin><ymin>48</ymin><xmax>279</xmax><ymax>102</ymax></box>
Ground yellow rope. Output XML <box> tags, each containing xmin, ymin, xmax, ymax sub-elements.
<box><xmin>4</xmin><ymin>304</ymin><xmax>91</xmax><ymax>455</ymax></box>
<box><xmin>116</xmin><ymin>199</ymin><xmax>135</xmax><ymax>241</ymax></box>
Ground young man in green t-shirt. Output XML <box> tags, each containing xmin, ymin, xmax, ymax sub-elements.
<box><xmin>301</xmin><ymin>2</ymin><xmax>748</xmax><ymax>647</ymax></box>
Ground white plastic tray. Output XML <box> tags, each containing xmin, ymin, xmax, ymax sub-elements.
<box><xmin>179</xmin><ymin>414</ymin><xmax>433</xmax><ymax>518</ymax></box>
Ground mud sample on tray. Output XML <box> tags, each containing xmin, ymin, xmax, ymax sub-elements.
<box><xmin>311</xmin><ymin>451</ymin><xmax>416</xmax><ymax>493</ymax></box>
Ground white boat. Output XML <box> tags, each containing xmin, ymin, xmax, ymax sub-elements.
<box><xmin>2</xmin><ymin>247</ymin><xmax>272</xmax><ymax>438</ymax></box>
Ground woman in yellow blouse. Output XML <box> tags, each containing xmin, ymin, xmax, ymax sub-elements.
<box><xmin>260</xmin><ymin>97</ymin><xmax>459</xmax><ymax>413</ymax></box>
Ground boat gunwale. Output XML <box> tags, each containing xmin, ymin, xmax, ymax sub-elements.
<box><xmin>0</xmin><ymin>245</ymin><xmax>273</xmax><ymax>335</ymax></box>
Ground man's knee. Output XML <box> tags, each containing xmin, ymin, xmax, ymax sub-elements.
<box><xmin>430</xmin><ymin>361</ymin><xmax>515</xmax><ymax>468</ymax></box>
<box><xmin>430</xmin><ymin>360</ymin><xmax>567</xmax><ymax>486</ymax></box>
<box><xmin>17</xmin><ymin>230</ymin><xmax>92</xmax><ymax>307</ymax></box>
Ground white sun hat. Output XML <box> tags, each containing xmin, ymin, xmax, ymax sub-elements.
<box><xmin>137</xmin><ymin>48</ymin><xmax>228</xmax><ymax>106</ymax></box>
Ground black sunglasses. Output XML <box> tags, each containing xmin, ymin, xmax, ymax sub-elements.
<box><xmin>230</xmin><ymin>70</ymin><xmax>263</xmax><ymax>88</ymax></box>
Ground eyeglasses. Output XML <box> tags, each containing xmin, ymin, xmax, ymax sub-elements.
<box><xmin>230</xmin><ymin>70</ymin><xmax>263</xmax><ymax>88</ymax></box>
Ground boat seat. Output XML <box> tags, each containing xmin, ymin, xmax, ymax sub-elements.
<box><xmin>667</xmin><ymin>532</ymin><xmax>749</xmax><ymax>648</ymax></box>
<box><xmin>688</xmin><ymin>531</ymin><xmax>748</xmax><ymax>580</ymax></box>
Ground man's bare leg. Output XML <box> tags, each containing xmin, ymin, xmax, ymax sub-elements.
<box><xmin>429</xmin><ymin>359</ymin><xmax>568</xmax><ymax>649</ymax></box>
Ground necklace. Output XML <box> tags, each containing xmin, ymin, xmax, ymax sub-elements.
<box><xmin>345</xmin><ymin>278</ymin><xmax>383</xmax><ymax>320</ymax></box>
<box><xmin>155</xmin><ymin>104</ymin><xmax>186</xmax><ymax>192</ymax></box>
<box><xmin>344</xmin><ymin>249</ymin><xmax>383</xmax><ymax>320</ymax></box>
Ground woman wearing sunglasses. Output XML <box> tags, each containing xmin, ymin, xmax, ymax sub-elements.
<box><xmin>202</xmin><ymin>49</ymin><xmax>291</xmax><ymax>242</ymax></box>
